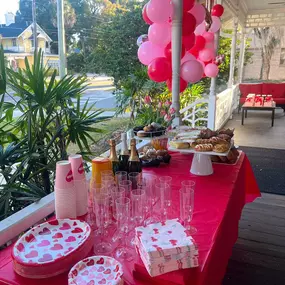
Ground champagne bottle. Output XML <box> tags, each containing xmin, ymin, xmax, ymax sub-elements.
<box><xmin>109</xmin><ymin>139</ymin><xmax>120</xmax><ymax>175</ymax></box>
<box><xmin>119</xmin><ymin>133</ymin><xmax>129</xmax><ymax>172</ymax></box>
<box><xmin>128</xmin><ymin>139</ymin><xmax>142</xmax><ymax>174</ymax></box>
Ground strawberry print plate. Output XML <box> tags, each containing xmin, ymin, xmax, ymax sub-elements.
<box><xmin>68</xmin><ymin>256</ymin><xmax>124</xmax><ymax>285</ymax></box>
<box><xmin>12</xmin><ymin>219</ymin><xmax>93</xmax><ymax>278</ymax></box>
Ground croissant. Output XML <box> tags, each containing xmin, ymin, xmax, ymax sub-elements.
<box><xmin>213</xmin><ymin>143</ymin><xmax>230</xmax><ymax>153</ymax></box>
<box><xmin>195</xmin><ymin>138</ymin><xmax>212</xmax><ymax>144</ymax></box>
<box><xmin>195</xmin><ymin>144</ymin><xmax>213</xmax><ymax>152</ymax></box>
<box><xmin>217</xmin><ymin>134</ymin><xmax>231</xmax><ymax>142</ymax></box>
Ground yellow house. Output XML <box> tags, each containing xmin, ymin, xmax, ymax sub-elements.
<box><xmin>0</xmin><ymin>21</ymin><xmax>59</xmax><ymax>72</ymax></box>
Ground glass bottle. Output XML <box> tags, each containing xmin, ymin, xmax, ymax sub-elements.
<box><xmin>128</xmin><ymin>139</ymin><xmax>142</xmax><ymax>174</ymax></box>
<box><xmin>119</xmin><ymin>133</ymin><xmax>130</xmax><ymax>172</ymax></box>
<box><xmin>109</xmin><ymin>139</ymin><xmax>120</xmax><ymax>175</ymax></box>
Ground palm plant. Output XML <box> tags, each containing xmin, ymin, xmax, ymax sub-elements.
<box><xmin>0</xmin><ymin>48</ymin><xmax>109</xmax><ymax>220</ymax></box>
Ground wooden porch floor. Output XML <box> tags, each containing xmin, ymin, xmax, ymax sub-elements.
<box><xmin>223</xmin><ymin>187</ymin><xmax>285</xmax><ymax>284</ymax></box>
<box><xmin>222</xmin><ymin>109</ymin><xmax>285</xmax><ymax>284</ymax></box>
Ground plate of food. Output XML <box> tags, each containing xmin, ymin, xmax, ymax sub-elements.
<box><xmin>134</xmin><ymin>123</ymin><xmax>166</xmax><ymax>138</ymax></box>
<box><xmin>168</xmin><ymin>128</ymin><xmax>234</xmax><ymax>155</ymax></box>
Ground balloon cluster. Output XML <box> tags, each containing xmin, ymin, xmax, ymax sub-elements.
<box><xmin>137</xmin><ymin>1</ymin><xmax>224</xmax><ymax>93</ymax></box>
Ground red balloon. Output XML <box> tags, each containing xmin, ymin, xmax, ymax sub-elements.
<box><xmin>189</xmin><ymin>47</ymin><xmax>199</xmax><ymax>58</ymax></box>
<box><xmin>211</xmin><ymin>4</ymin><xmax>224</xmax><ymax>17</ymax></box>
<box><xmin>183</xmin><ymin>34</ymin><xmax>195</xmax><ymax>50</ymax></box>
<box><xmin>142</xmin><ymin>4</ymin><xmax>153</xmax><ymax>25</ymax></box>
<box><xmin>194</xmin><ymin>35</ymin><xmax>206</xmax><ymax>51</ymax></box>
<box><xmin>148</xmin><ymin>57</ymin><xmax>172</xmax><ymax>83</ymax></box>
<box><xmin>183</xmin><ymin>0</ymin><xmax>195</xmax><ymax>12</ymax></box>
<box><xmin>182</xmin><ymin>13</ymin><xmax>196</xmax><ymax>36</ymax></box>
<box><xmin>164</xmin><ymin>42</ymin><xmax>186</xmax><ymax>61</ymax></box>
<box><xmin>167</xmin><ymin>77</ymin><xmax>188</xmax><ymax>93</ymax></box>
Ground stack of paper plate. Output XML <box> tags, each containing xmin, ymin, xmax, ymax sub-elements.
<box><xmin>12</xmin><ymin>219</ymin><xmax>93</xmax><ymax>279</ymax></box>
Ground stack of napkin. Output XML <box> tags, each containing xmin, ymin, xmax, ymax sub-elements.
<box><xmin>135</xmin><ymin>219</ymin><xmax>199</xmax><ymax>277</ymax></box>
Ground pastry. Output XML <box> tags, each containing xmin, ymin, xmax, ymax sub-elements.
<box><xmin>195</xmin><ymin>144</ymin><xmax>214</xmax><ymax>152</ymax></box>
<box><xmin>169</xmin><ymin>141</ymin><xmax>190</xmax><ymax>149</ymax></box>
<box><xmin>213</xmin><ymin>143</ymin><xmax>230</xmax><ymax>153</ymax></box>
<box><xmin>143</xmin><ymin>125</ymin><xmax>155</xmax><ymax>132</ymax></box>
<box><xmin>195</xmin><ymin>138</ymin><xmax>212</xmax><ymax>144</ymax></box>
<box><xmin>211</xmin><ymin>155</ymin><xmax>221</xmax><ymax>162</ymax></box>
<box><xmin>137</xmin><ymin>130</ymin><xmax>148</xmax><ymax>137</ymax></box>
<box><xmin>200</xmin><ymin>128</ymin><xmax>217</xmax><ymax>139</ymax></box>
<box><xmin>190</xmin><ymin>142</ymin><xmax>198</xmax><ymax>149</ymax></box>
<box><xmin>146</xmin><ymin>149</ymin><xmax>157</xmax><ymax>158</ymax></box>
<box><xmin>227</xmin><ymin>150</ymin><xmax>238</xmax><ymax>163</ymax></box>
<box><xmin>217</xmin><ymin>134</ymin><xmax>231</xmax><ymax>142</ymax></box>
<box><xmin>218</xmin><ymin>128</ymin><xmax>234</xmax><ymax>137</ymax></box>
<box><xmin>156</xmin><ymin>150</ymin><xmax>168</xmax><ymax>156</ymax></box>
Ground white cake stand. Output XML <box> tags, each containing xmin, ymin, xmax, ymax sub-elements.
<box><xmin>168</xmin><ymin>146</ymin><xmax>231</xmax><ymax>176</ymax></box>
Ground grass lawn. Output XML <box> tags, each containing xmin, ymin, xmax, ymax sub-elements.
<box><xmin>67</xmin><ymin>117</ymin><xmax>130</xmax><ymax>156</ymax></box>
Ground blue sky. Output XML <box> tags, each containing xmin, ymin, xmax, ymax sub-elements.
<box><xmin>0</xmin><ymin>0</ymin><xmax>19</xmax><ymax>24</ymax></box>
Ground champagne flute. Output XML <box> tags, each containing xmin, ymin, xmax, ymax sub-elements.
<box><xmin>93</xmin><ymin>193</ymin><xmax>112</xmax><ymax>255</ymax></box>
<box><xmin>114</xmin><ymin>197</ymin><xmax>134</xmax><ymax>261</ymax></box>
<box><xmin>180</xmin><ymin>188</ymin><xmax>197</xmax><ymax>234</ymax></box>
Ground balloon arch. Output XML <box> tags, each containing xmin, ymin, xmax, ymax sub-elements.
<box><xmin>137</xmin><ymin>0</ymin><xmax>224</xmax><ymax>93</ymax></box>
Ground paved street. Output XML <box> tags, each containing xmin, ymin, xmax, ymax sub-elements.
<box><xmin>4</xmin><ymin>75</ymin><xmax>117</xmax><ymax>117</ymax></box>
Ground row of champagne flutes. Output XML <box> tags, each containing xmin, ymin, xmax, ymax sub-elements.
<box><xmin>88</xmin><ymin>170</ymin><xmax>196</xmax><ymax>261</ymax></box>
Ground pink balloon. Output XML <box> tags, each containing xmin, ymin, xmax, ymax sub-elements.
<box><xmin>181</xmin><ymin>52</ymin><xmax>196</xmax><ymax>64</ymax></box>
<box><xmin>197</xmin><ymin>59</ymin><xmax>205</xmax><ymax>69</ymax></box>
<box><xmin>209</xmin><ymin>16</ymin><xmax>221</xmax><ymax>33</ymax></box>
<box><xmin>199</xmin><ymin>48</ymin><xmax>215</xmax><ymax>62</ymax></box>
<box><xmin>148</xmin><ymin>23</ymin><xmax>171</xmax><ymax>47</ymax></box>
<box><xmin>147</xmin><ymin>0</ymin><xmax>172</xmax><ymax>23</ymax></box>
<box><xmin>203</xmin><ymin>32</ymin><xmax>215</xmax><ymax>43</ymax></box>
<box><xmin>194</xmin><ymin>21</ymin><xmax>206</xmax><ymax>35</ymax></box>
<box><xmin>205</xmin><ymin>42</ymin><xmax>214</xmax><ymax>49</ymax></box>
<box><xmin>138</xmin><ymin>41</ymin><xmax>164</xmax><ymax>65</ymax></box>
<box><xmin>181</xmin><ymin>60</ymin><xmax>204</xmax><ymax>83</ymax></box>
<box><xmin>189</xmin><ymin>4</ymin><xmax>206</xmax><ymax>25</ymax></box>
<box><xmin>204</xmin><ymin>63</ymin><xmax>219</xmax><ymax>78</ymax></box>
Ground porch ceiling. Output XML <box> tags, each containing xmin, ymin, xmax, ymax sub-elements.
<box><xmin>224</xmin><ymin>0</ymin><xmax>285</xmax><ymax>28</ymax></box>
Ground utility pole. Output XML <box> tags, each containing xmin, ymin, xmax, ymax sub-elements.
<box><xmin>57</xmin><ymin>0</ymin><xmax>67</xmax><ymax>78</ymax></box>
<box><xmin>32</xmin><ymin>0</ymin><xmax>37</xmax><ymax>52</ymax></box>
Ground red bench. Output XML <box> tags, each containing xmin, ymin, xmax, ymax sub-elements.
<box><xmin>239</xmin><ymin>83</ymin><xmax>285</xmax><ymax>110</ymax></box>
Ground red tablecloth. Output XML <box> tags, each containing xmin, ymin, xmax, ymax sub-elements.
<box><xmin>0</xmin><ymin>152</ymin><xmax>260</xmax><ymax>285</ymax></box>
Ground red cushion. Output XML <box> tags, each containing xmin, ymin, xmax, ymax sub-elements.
<box><xmin>273</xmin><ymin>98</ymin><xmax>285</xmax><ymax>104</ymax></box>
<box><xmin>239</xmin><ymin>83</ymin><xmax>262</xmax><ymax>98</ymax></box>
<box><xmin>262</xmin><ymin>83</ymin><xmax>285</xmax><ymax>98</ymax></box>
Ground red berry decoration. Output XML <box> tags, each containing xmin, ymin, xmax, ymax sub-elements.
<box><xmin>142</xmin><ymin>4</ymin><xmax>153</xmax><ymax>25</ymax></box>
<box><xmin>183</xmin><ymin>0</ymin><xmax>195</xmax><ymax>12</ymax></box>
<box><xmin>148</xmin><ymin>57</ymin><xmax>171</xmax><ymax>83</ymax></box>
<box><xmin>211</xmin><ymin>4</ymin><xmax>224</xmax><ymax>17</ymax></box>
<box><xmin>164</xmin><ymin>42</ymin><xmax>186</xmax><ymax>61</ymax></box>
<box><xmin>195</xmin><ymin>35</ymin><xmax>206</xmax><ymax>51</ymax></box>
<box><xmin>182</xmin><ymin>12</ymin><xmax>196</xmax><ymax>36</ymax></box>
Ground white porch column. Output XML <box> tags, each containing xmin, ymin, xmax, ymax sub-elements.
<box><xmin>238</xmin><ymin>29</ymin><xmax>247</xmax><ymax>83</ymax></box>
<box><xmin>171</xmin><ymin>0</ymin><xmax>183</xmax><ymax>126</ymax></box>
<box><xmin>207</xmin><ymin>0</ymin><xmax>222</xmax><ymax>130</ymax></box>
<box><xmin>228</xmin><ymin>17</ymin><xmax>238</xmax><ymax>88</ymax></box>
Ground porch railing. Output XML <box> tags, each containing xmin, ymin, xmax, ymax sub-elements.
<box><xmin>180</xmin><ymin>97</ymin><xmax>209</xmax><ymax>127</ymax></box>
<box><xmin>0</xmin><ymin>140</ymin><xmax>149</xmax><ymax>247</ymax></box>
<box><xmin>179</xmin><ymin>85</ymin><xmax>239</xmax><ymax>130</ymax></box>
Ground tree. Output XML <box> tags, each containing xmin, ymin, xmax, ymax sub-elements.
<box><xmin>254</xmin><ymin>27</ymin><xmax>281</xmax><ymax>80</ymax></box>
<box><xmin>86</xmin><ymin>2</ymin><xmax>148</xmax><ymax>85</ymax></box>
